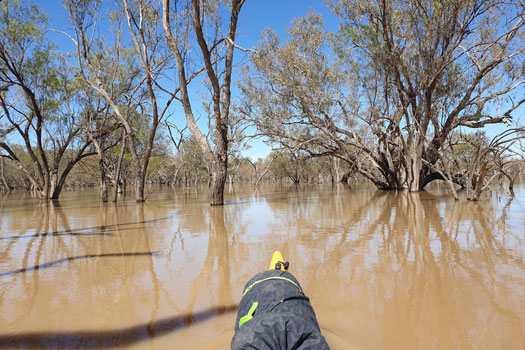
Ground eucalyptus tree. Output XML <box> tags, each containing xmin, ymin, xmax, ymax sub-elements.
<box><xmin>436</xmin><ymin>129</ymin><xmax>525</xmax><ymax>200</ymax></box>
<box><xmin>0</xmin><ymin>0</ymin><xmax>97</xmax><ymax>199</ymax></box>
<box><xmin>162</xmin><ymin>0</ymin><xmax>246</xmax><ymax>205</ymax></box>
<box><xmin>67</xmin><ymin>0</ymin><xmax>175</xmax><ymax>202</ymax></box>
<box><xmin>270</xmin><ymin>152</ymin><xmax>310</xmax><ymax>184</ymax></box>
<box><xmin>239</xmin><ymin>12</ymin><xmax>375</xmax><ymax>186</ymax></box>
<box><xmin>176</xmin><ymin>137</ymin><xmax>208</xmax><ymax>185</ymax></box>
<box><xmin>0</xmin><ymin>158</ymin><xmax>9</xmax><ymax>190</ymax></box>
<box><xmin>248</xmin><ymin>155</ymin><xmax>278</xmax><ymax>188</ymax></box>
<box><xmin>331</xmin><ymin>0</ymin><xmax>525</xmax><ymax>190</ymax></box>
<box><xmin>76</xmin><ymin>88</ymin><xmax>122</xmax><ymax>202</ymax></box>
<box><xmin>242</xmin><ymin>1</ymin><xmax>525</xmax><ymax>191</ymax></box>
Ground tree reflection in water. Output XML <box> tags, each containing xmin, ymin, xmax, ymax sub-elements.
<box><xmin>0</xmin><ymin>185</ymin><xmax>523</xmax><ymax>349</ymax></box>
<box><xmin>258</xmin><ymin>187</ymin><xmax>524</xmax><ymax>349</ymax></box>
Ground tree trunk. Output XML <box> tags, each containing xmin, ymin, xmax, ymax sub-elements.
<box><xmin>210</xmin><ymin>159</ymin><xmax>227</xmax><ymax>206</ymax></box>
<box><xmin>87</xmin><ymin>130</ymin><xmax>109</xmax><ymax>203</ymax></box>
<box><xmin>468</xmin><ymin>162</ymin><xmax>487</xmax><ymax>201</ymax></box>
<box><xmin>173</xmin><ymin>164</ymin><xmax>182</xmax><ymax>186</ymax></box>
<box><xmin>332</xmin><ymin>157</ymin><xmax>340</xmax><ymax>184</ymax></box>
<box><xmin>507</xmin><ymin>174</ymin><xmax>515</xmax><ymax>197</ymax></box>
<box><xmin>47</xmin><ymin>168</ymin><xmax>59</xmax><ymax>199</ymax></box>
<box><xmin>135</xmin><ymin>168</ymin><xmax>145</xmax><ymax>202</ymax></box>
<box><xmin>113</xmin><ymin>133</ymin><xmax>127</xmax><ymax>202</ymax></box>
<box><xmin>50</xmin><ymin>159</ymin><xmax>79</xmax><ymax>200</ymax></box>
<box><xmin>99</xmin><ymin>158</ymin><xmax>108</xmax><ymax>202</ymax></box>
<box><xmin>340</xmin><ymin>169</ymin><xmax>352</xmax><ymax>183</ymax></box>
<box><xmin>163</xmin><ymin>0</ymin><xmax>244</xmax><ymax>207</ymax></box>
<box><xmin>122</xmin><ymin>132</ymin><xmax>146</xmax><ymax>202</ymax></box>
<box><xmin>0</xmin><ymin>158</ymin><xmax>9</xmax><ymax>191</ymax></box>
<box><xmin>408</xmin><ymin>159</ymin><xmax>421</xmax><ymax>191</ymax></box>
<box><xmin>406</xmin><ymin>139</ymin><xmax>423</xmax><ymax>191</ymax></box>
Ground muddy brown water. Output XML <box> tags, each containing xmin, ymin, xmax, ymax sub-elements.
<box><xmin>0</xmin><ymin>184</ymin><xmax>524</xmax><ymax>349</ymax></box>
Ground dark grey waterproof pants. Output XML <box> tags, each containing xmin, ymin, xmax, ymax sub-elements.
<box><xmin>231</xmin><ymin>270</ymin><xmax>329</xmax><ymax>350</ymax></box>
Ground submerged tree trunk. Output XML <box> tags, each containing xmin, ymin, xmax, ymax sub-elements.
<box><xmin>210</xmin><ymin>133</ymin><xmax>228</xmax><ymax>205</ymax></box>
<box><xmin>331</xmin><ymin>157</ymin><xmax>340</xmax><ymax>184</ymax></box>
<box><xmin>87</xmin><ymin>131</ymin><xmax>109</xmax><ymax>203</ymax></box>
<box><xmin>113</xmin><ymin>133</ymin><xmax>127</xmax><ymax>202</ymax></box>
<box><xmin>340</xmin><ymin>169</ymin><xmax>352</xmax><ymax>184</ymax></box>
<box><xmin>135</xmin><ymin>168</ymin><xmax>146</xmax><ymax>203</ymax></box>
<box><xmin>210</xmin><ymin>157</ymin><xmax>227</xmax><ymax>206</ymax></box>
<box><xmin>99</xmin><ymin>158</ymin><xmax>108</xmax><ymax>202</ymax></box>
<box><xmin>50</xmin><ymin>165</ymin><xmax>72</xmax><ymax>200</ymax></box>
<box><xmin>0</xmin><ymin>158</ymin><xmax>9</xmax><ymax>190</ymax></box>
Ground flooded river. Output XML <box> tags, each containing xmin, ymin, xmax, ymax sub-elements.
<box><xmin>0</xmin><ymin>184</ymin><xmax>524</xmax><ymax>349</ymax></box>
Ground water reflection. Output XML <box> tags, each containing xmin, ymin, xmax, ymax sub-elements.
<box><xmin>179</xmin><ymin>206</ymin><xmax>233</xmax><ymax>326</ymax></box>
<box><xmin>0</xmin><ymin>185</ymin><xmax>523</xmax><ymax>349</ymax></box>
<box><xmin>256</xmin><ymin>188</ymin><xmax>524</xmax><ymax>350</ymax></box>
<box><xmin>0</xmin><ymin>252</ymin><xmax>157</xmax><ymax>277</ymax></box>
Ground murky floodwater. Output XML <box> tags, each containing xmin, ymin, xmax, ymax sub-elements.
<box><xmin>0</xmin><ymin>184</ymin><xmax>524</xmax><ymax>349</ymax></box>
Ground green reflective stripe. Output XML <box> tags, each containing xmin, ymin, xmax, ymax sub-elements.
<box><xmin>238</xmin><ymin>301</ymin><xmax>258</xmax><ymax>328</ymax></box>
<box><xmin>242</xmin><ymin>276</ymin><xmax>303</xmax><ymax>297</ymax></box>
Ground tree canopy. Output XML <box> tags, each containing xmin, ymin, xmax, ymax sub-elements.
<box><xmin>240</xmin><ymin>0</ymin><xmax>525</xmax><ymax>192</ymax></box>
<box><xmin>1</xmin><ymin>0</ymin><xmax>524</xmax><ymax>201</ymax></box>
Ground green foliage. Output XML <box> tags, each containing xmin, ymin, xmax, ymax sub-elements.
<box><xmin>448</xmin><ymin>131</ymin><xmax>489</xmax><ymax>168</ymax></box>
<box><xmin>241</xmin><ymin>11</ymin><xmax>349</xmax><ymax>157</ymax></box>
<box><xmin>178</xmin><ymin>138</ymin><xmax>207</xmax><ymax>171</ymax></box>
<box><xmin>0</xmin><ymin>0</ymin><xmax>49</xmax><ymax>85</ymax></box>
<box><xmin>242</xmin><ymin>0</ymin><xmax>524</xmax><ymax>191</ymax></box>
<box><xmin>0</xmin><ymin>0</ymin><xmax>47</xmax><ymax>43</ymax></box>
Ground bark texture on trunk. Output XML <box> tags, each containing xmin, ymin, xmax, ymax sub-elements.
<box><xmin>135</xmin><ymin>168</ymin><xmax>146</xmax><ymax>203</ymax></box>
<box><xmin>210</xmin><ymin>159</ymin><xmax>227</xmax><ymax>206</ymax></box>
<box><xmin>113</xmin><ymin>133</ymin><xmax>127</xmax><ymax>202</ymax></box>
<box><xmin>340</xmin><ymin>169</ymin><xmax>352</xmax><ymax>183</ymax></box>
<box><xmin>99</xmin><ymin>158</ymin><xmax>108</xmax><ymax>202</ymax></box>
<box><xmin>0</xmin><ymin>158</ymin><xmax>9</xmax><ymax>190</ymax></box>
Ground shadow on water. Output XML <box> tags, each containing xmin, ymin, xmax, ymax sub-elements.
<box><xmin>0</xmin><ymin>230</ymin><xmax>113</xmax><ymax>240</ymax></box>
<box><xmin>0</xmin><ymin>216</ymin><xmax>175</xmax><ymax>241</ymax></box>
<box><xmin>0</xmin><ymin>304</ymin><xmax>238</xmax><ymax>349</ymax></box>
<box><xmin>0</xmin><ymin>252</ymin><xmax>158</xmax><ymax>277</ymax></box>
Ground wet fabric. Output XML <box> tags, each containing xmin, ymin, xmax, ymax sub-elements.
<box><xmin>231</xmin><ymin>270</ymin><xmax>329</xmax><ymax>350</ymax></box>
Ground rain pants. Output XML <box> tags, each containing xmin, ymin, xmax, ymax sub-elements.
<box><xmin>231</xmin><ymin>269</ymin><xmax>329</xmax><ymax>350</ymax></box>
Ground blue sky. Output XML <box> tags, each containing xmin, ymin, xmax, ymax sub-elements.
<box><xmin>34</xmin><ymin>1</ymin><xmax>524</xmax><ymax>160</ymax></box>
<box><xmin>37</xmin><ymin>0</ymin><xmax>339</xmax><ymax>161</ymax></box>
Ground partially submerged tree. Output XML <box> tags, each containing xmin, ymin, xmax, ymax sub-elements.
<box><xmin>67</xmin><ymin>0</ymin><xmax>175</xmax><ymax>202</ymax></box>
<box><xmin>239</xmin><ymin>13</ymin><xmax>355</xmax><ymax>181</ymax></box>
<box><xmin>331</xmin><ymin>0</ymin><xmax>525</xmax><ymax>191</ymax></box>
<box><xmin>242</xmin><ymin>1</ymin><xmax>525</xmax><ymax>191</ymax></box>
<box><xmin>163</xmin><ymin>0</ymin><xmax>246</xmax><ymax>205</ymax></box>
<box><xmin>269</xmin><ymin>152</ymin><xmax>308</xmax><ymax>184</ymax></box>
<box><xmin>433</xmin><ymin>128</ymin><xmax>525</xmax><ymax>200</ymax></box>
<box><xmin>76</xmin><ymin>89</ymin><xmax>122</xmax><ymax>202</ymax></box>
<box><xmin>0</xmin><ymin>1</ymin><xmax>96</xmax><ymax>199</ymax></box>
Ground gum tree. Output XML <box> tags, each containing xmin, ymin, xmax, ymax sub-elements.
<box><xmin>0</xmin><ymin>0</ymin><xmax>96</xmax><ymax>199</ymax></box>
<box><xmin>67</xmin><ymin>0</ymin><xmax>175</xmax><ymax>202</ymax></box>
<box><xmin>162</xmin><ymin>0</ymin><xmax>246</xmax><ymax>205</ymax></box>
<box><xmin>331</xmin><ymin>0</ymin><xmax>525</xmax><ymax>190</ymax></box>
<box><xmin>241</xmin><ymin>1</ymin><xmax>525</xmax><ymax>191</ymax></box>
